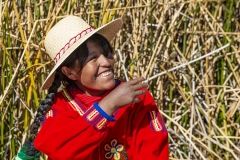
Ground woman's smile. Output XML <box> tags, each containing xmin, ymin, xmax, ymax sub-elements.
<box><xmin>97</xmin><ymin>71</ymin><xmax>113</xmax><ymax>77</ymax></box>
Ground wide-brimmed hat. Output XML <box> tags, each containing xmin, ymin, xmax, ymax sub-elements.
<box><xmin>41</xmin><ymin>15</ymin><xmax>123</xmax><ymax>90</ymax></box>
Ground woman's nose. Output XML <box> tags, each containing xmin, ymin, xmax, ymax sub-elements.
<box><xmin>99</xmin><ymin>54</ymin><xmax>112</xmax><ymax>66</ymax></box>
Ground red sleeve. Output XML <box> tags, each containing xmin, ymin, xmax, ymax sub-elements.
<box><xmin>128</xmin><ymin>89</ymin><xmax>169</xmax><ymax>159</ymax></box>
<box><xmin>34</xmin><ymin>93</ymin><xmax>110</xmax><ymax>160</ymax></box>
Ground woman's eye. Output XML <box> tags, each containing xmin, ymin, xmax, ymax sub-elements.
<box><xmin>90</xmin><ymin>56</ymin><xmax>97</xmax><ymax>60</ymax></box>
<box><xmin>107</xmin><ymin>53</ymin><xmax>113</xmax><ymax>59</ymax></box>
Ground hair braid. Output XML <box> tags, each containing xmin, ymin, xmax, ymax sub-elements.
<box><xmin>17</xmin><ymin>74</ymin><xmax>61</xmax><ymax>159</ymax></box>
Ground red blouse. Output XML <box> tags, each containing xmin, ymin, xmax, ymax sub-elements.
<box><xmin>34</xmin><ymin>81</ymin><xmax>169</xmax><ymax>160</ymax></box>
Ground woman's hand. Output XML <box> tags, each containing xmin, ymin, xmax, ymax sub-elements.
<box><xmin>98</xmin><ymin>77</ymin><xmax>148</xmax><ymax>116</ymax></box>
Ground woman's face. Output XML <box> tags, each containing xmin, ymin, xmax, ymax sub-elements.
<box><xmin>66</xmin><ymin>40</ymin><xmax>115</xmax><ymax>96</ymax></box>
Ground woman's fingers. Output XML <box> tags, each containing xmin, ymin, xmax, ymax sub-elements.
<box><xmin>134</xmin><ymin>89</ymin><xmax>146</xmax><ymax>96</ymax></box>
<box><xmin>127</xmin><ymin>77</ymin><xmax>148</xmax><ymax>91</ymax></box>
<box><xmin>132</xmin><ymin>97</ymin><xmax>141</xmax><ymax>103</ymax></box>
<box><xmin>132</xmin><ymin>81</ymin><xmax>148</xmax><ymax>91</ymax></box>
<box><xmin>130</xmin><ymin>90</ymin><xmax>146</xmax><ymax>103</ymax></box>
<box><xmin>129</xmin><ymin>77</ymin><xmax>145</xmax><ymax>85</ymax></box>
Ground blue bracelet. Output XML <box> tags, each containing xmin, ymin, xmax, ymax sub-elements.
<box><xmin>93</xmin><ymin>102</ymin><xmax>116</xmax><ymax>122</ymax></box>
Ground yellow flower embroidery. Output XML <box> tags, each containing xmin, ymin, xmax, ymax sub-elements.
<box><xmin>104</xmin><ymin>139</ymin><xmax>126</xmax><ymax>160</ymax></box>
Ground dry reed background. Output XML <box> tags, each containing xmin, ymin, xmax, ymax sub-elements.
<box><xmin>0</xmin><ymin>0</ymin><xmax>240</xmax><ymax>159</ymax></box>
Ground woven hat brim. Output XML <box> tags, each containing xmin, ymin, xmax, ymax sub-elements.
<box><xmin>41</xmin><ymin>18</ymin><xmax>123</xmax><ymax>90</ymax></box>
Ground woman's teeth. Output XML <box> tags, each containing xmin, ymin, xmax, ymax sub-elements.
<box><xmin>98</xmin><ymin>71</ymin><xmax>112</xmax><ymax>77</ymax></box>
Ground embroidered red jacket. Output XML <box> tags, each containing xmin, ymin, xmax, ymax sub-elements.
<box><xmin>34</xmin><ymin>81</ymin><xmax>169</xmax><ymax>160</ymax></box>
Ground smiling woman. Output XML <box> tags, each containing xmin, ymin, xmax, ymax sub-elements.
<box><xmin>61</xmin><ymin>36</ymin><xmax>116</xmax><ymax>97</ymax></box>
<box><xmin>16</xmin><ymin>15</ymin><xmax>169</xmax><ymax>160</ymax></box>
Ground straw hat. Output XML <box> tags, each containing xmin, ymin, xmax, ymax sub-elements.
<box><xmin>41</xmin><ymin>15</ymin><xmax>123</xmax><ymax>90</ymax></box>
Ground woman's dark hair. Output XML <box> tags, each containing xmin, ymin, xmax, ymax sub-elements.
<box><xmin>17</xmin><ymin>33</ymin><xmax>113</xmax><ymax>159</ymax></box>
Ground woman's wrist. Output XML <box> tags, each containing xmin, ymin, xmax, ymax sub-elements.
<box><xmin>98</xmin><ymin>100</ymin><xmax>116</xmax><ymax>116</ymax></box>
<box><xmin>93</xmin><ymin>102</ymin><xmax>116</xmax><ymax>122</ymax></box>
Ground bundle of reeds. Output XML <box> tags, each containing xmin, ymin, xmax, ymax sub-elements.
<box><xmin>0</xmin><ymin>0</ymin><xmax>239</xmax><ymax>159</ymax></box>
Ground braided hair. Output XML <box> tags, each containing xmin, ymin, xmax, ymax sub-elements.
<box><xmin>16</xmin><ymin>33</ymin><xmax>113</xmax><ymax>159</ymax></box>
